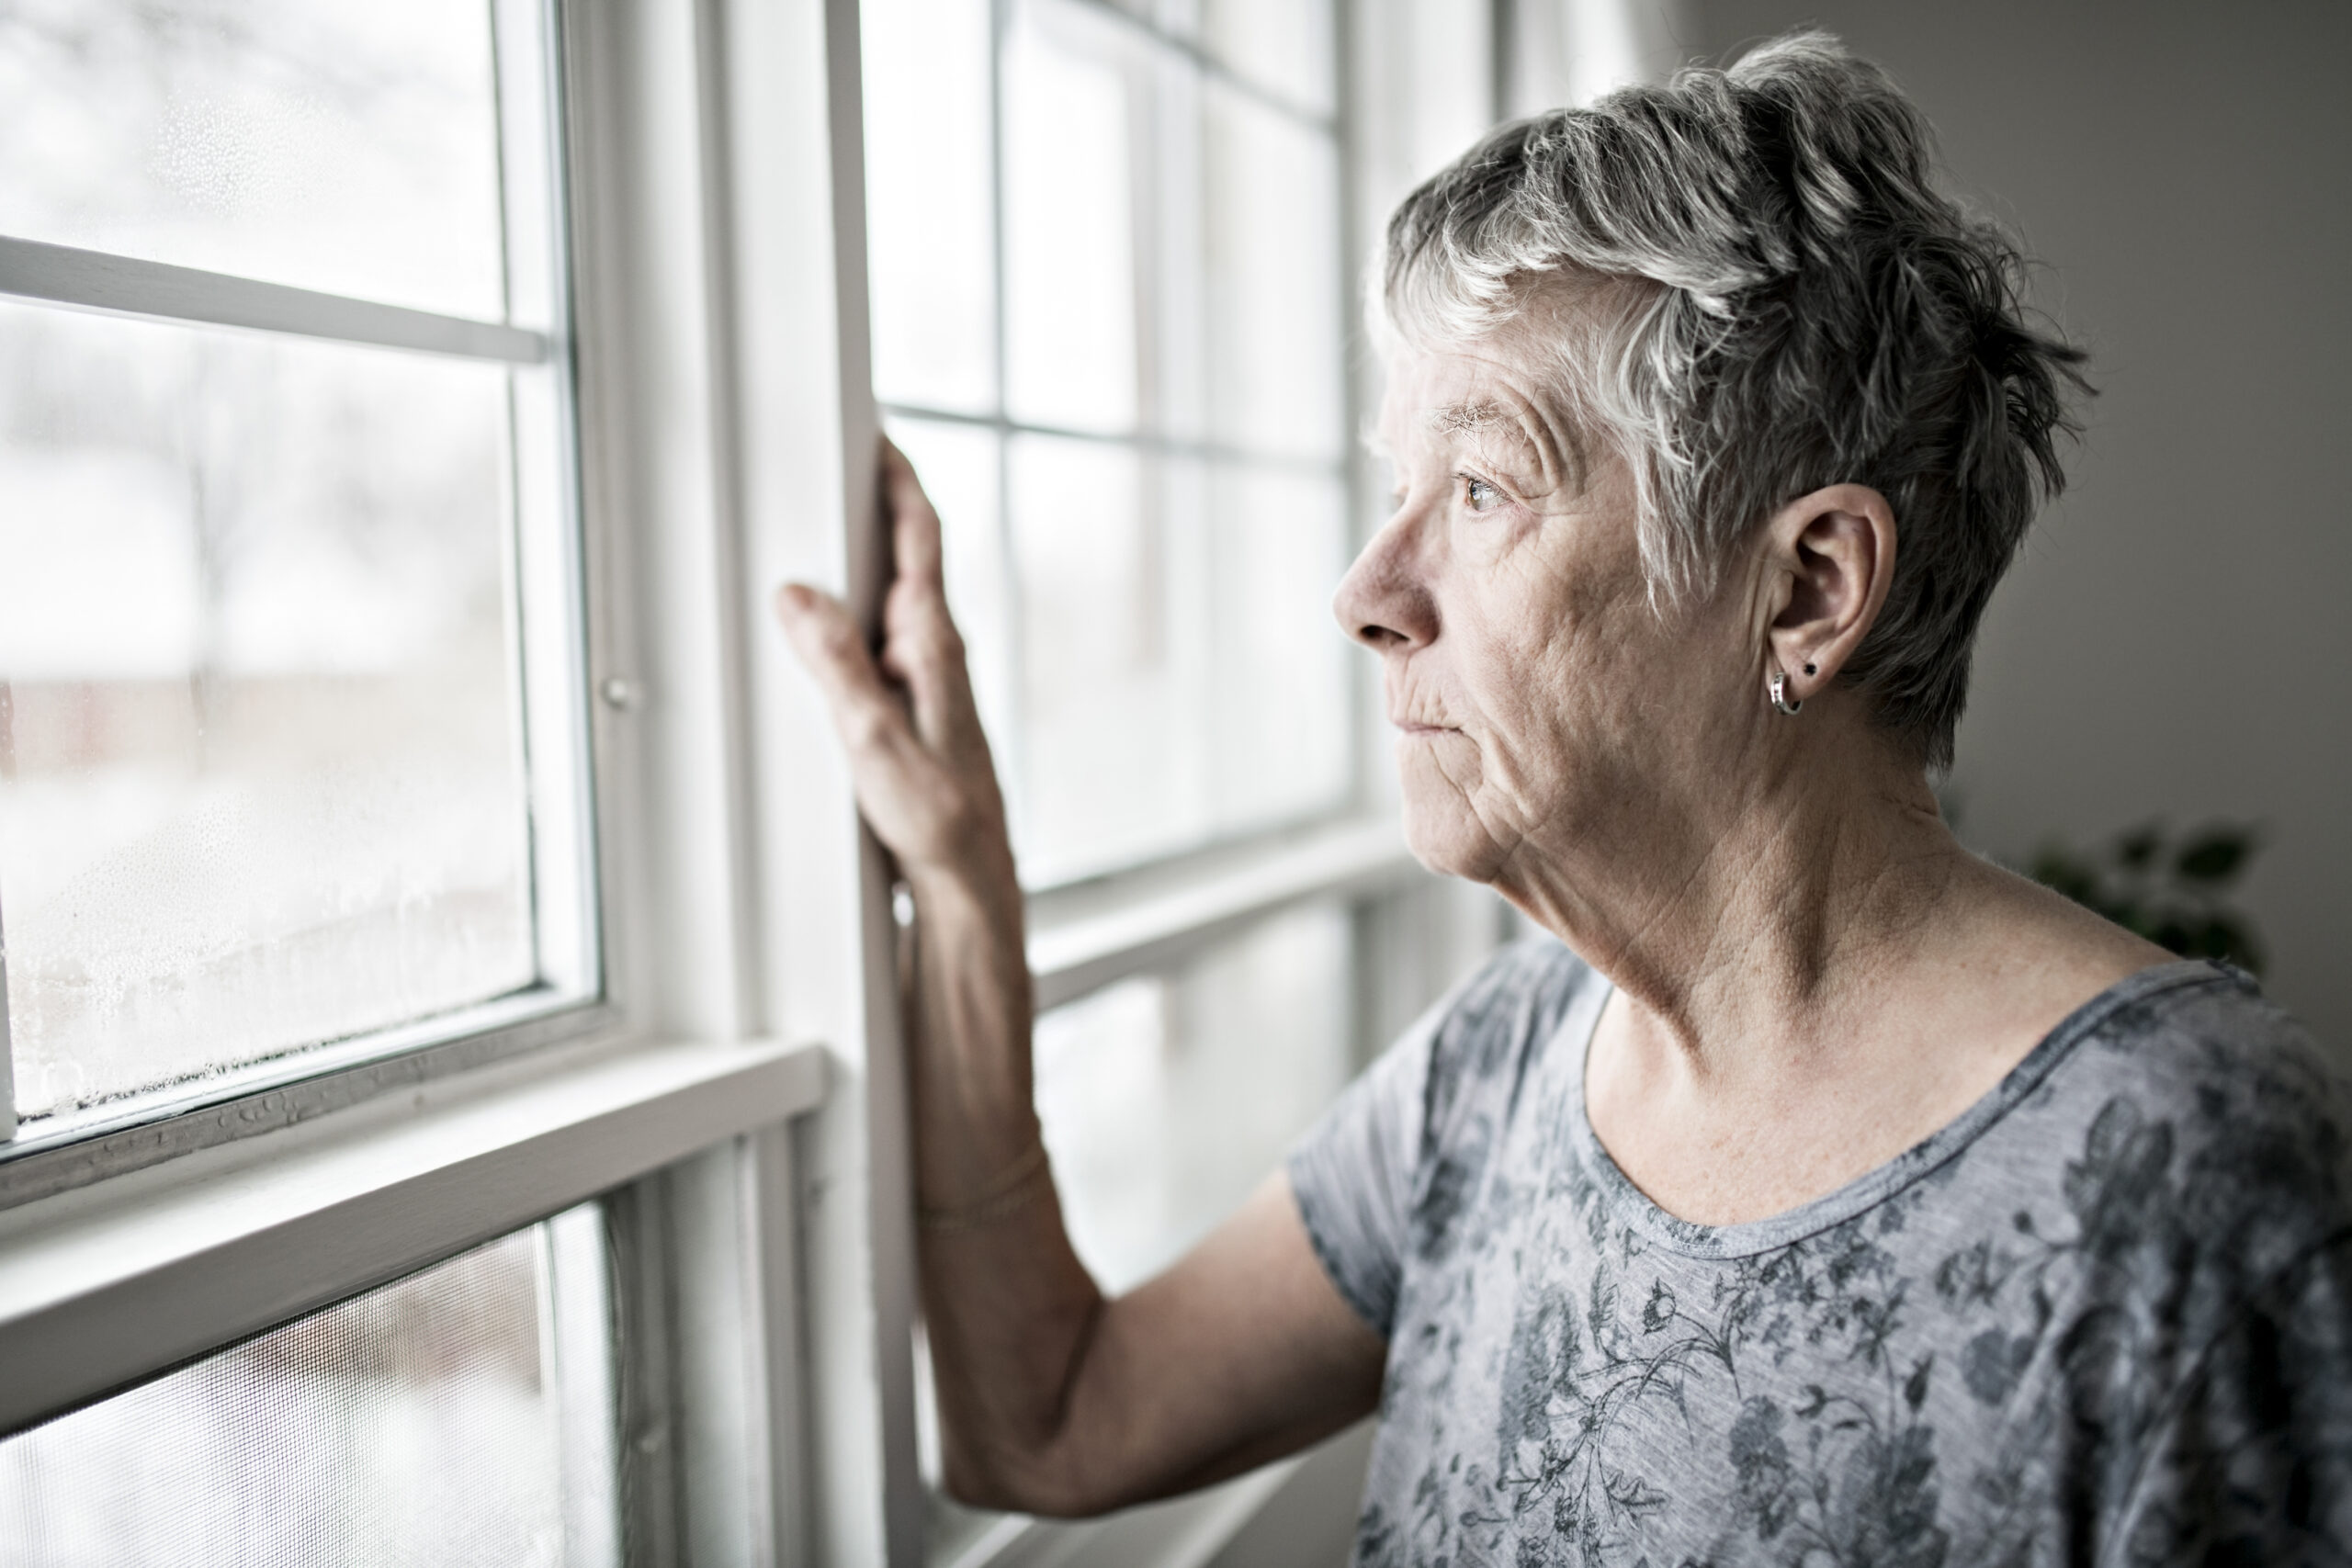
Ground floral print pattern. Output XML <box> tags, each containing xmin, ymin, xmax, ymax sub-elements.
<box><xmin>1289</xmin><ymin>943</ymin><xmax>2352</xmax><ymax>1566</ymax></box>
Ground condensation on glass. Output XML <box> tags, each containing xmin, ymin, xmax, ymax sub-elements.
<box><xmin>0</xmin><ymin>0</ymin><xmax>589</xmax><ymax>1122</ymax></box>
<box><xmin>0</xmin><ymin>1208</ymin><xmax>616</xmax><ymax>1568</ymax></box>
<box><xmin>865</xmin><ymin>0</ymin><xmax>1351</xmax><ymax>887</ymax></box>
<box><xmin>0</xmin><ymin>0</ymin><xmax>514</xmax><ymax>321</ymax></box>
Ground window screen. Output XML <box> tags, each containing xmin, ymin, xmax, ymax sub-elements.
<box><xmin>0</xmin><ymin>0</ymin><xmax>591</xmax><ymax>1125</ymax></box>
<box><xmin>0</xmin><ymin>1207</ymin><xmax>617</xmax><ymax>1568</ymax></box>
<box><xmin>865</xmin><ymin>0</ymin><xmax>1353</xmax><ymax>887</ymax></box>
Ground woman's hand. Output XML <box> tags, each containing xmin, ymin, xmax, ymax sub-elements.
<box><xmin>773</xmin><ymin>438</ymin><xmax>1383</xmax><ymax>1515</ymax></box>
<box><xmin>775</xmin><ymin>439</ymin><xmax>1014</xmax><ymax>893</ymax></box>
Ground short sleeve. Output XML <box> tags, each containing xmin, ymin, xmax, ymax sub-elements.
<box><xmin>2114</xmin><ymin>1231</ymin><xmax>2352</xmax><ymax>1562</ymax></box>
<box><xmin>1284</xmin><ymin>999</ymin><xmax>1441</xmax><ymax>1339</ymax></box>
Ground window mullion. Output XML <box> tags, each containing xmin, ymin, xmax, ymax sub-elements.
<box><xmin>0</xmin><ymin>235</ymin><xmax>548</xmax><ymax>364</ymax></box>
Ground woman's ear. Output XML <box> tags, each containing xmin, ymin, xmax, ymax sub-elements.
<box><xmin>1760</xmin><ymin>484</ymin><xmax>1896</xmax><ymax>705</ymax></box>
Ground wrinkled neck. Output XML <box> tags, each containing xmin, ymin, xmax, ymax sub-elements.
<box><xmin>1494</xmin><ymin>715</ymin><xmax>1965</xmax><ymax>1079</ymax></box>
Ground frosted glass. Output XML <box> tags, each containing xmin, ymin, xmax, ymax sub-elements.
<box><xmin>1003</xmin><ymin>1</ymin><xmax>1140</xmax><ymax>434</ymax></box>
<box><xmin>1202</xmin><ymin>0</ymin><xmax>1336</xmax><ymax>116</ymax></box>
<box><xmin>864</xmin><ymin>0</ymin><xmax>997</xmax><ymax>413</ymax></box>
<box><xmin>1207</xmin><ymin>468</ymin><xmax>1351</xmax><ymax>831</ymax></box>
<box><xmin>0</xmin><ymin>1213</ymin><xmax>615</xmax><ymax>1568</ymax></box>
<box><xmin>0</xmin><ymin>0</ymin><xmax>510</xmax><ymax>321</ymax></box>
<box><xmin>1204</xmin><ymin>84</ymin><xmax>1345</xmax><ymax>460</ymax></box>
<box><xmin>0</xmin><ymin>300</ymin><xmax>535</xmax><ymax>1118</ymax></box>
<box><xmin>1035</xmin><ymin>901</ymin><xmax>1352</xmax><ymax>1292</ymax></box>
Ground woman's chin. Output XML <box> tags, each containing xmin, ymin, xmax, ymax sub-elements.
<box><xmin>1399</xmin><ymin>795</ymin><xmax>1507</xmax><ymax>886</ymax></box>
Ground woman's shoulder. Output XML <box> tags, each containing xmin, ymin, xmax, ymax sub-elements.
<box><xmin>2047</xmin><ymin>961</ymin><xmax>2352</xmax><ymax>1273</ymax></box>
<box><xmin>2072</xmin><ymin>960</ymin><xmax>2345</xmax><ymax>1125</ymax></box>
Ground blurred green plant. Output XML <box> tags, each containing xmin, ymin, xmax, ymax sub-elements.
<box><xmin>2028</xmin><ymin>821</ymin><xmax>2265</xmax><ymax>975</ymax></box>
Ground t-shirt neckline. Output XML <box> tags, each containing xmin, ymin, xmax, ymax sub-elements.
<box><xmin>1561</xmin><ymin>956</ymin><xmax>2238</xmax><ymax>1259</ymax></box>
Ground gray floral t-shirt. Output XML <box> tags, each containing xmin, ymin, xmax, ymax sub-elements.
<box><xmin>1289</xmin><ymin>941</ymin><xmax>2352</xmax><ymax>1565</ymax></box>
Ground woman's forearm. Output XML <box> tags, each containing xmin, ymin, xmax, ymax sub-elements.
<box><xmin>903</xmin><ymin>860</ymin><xmax>1113</xmax><ymax>1509</ymax></box>
<box><xmin>903</xmin><ymin>859</ymin><xmax>1046</xmax><ymax>1203</ymax></box>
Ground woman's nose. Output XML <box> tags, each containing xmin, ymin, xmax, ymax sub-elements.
<box><xmin>1332</xmin><ymin>510</ymin><xmax>1437</xmax><ymax>652</ymax></box>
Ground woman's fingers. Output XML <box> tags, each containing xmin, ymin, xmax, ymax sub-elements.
<box><xmin>775</xmin><ymin>440</ymin><xmax>1018</xmax><ymax>881</ymax></box>
<box><xmin>775</xmin><ymin>583</ymin><xmax>925</xmax><ymax>780</ymax></box>
<box><xmin>880</xmin><ymin>437</ymin><xmax>946</xmax><ymax>592</ymax></box>
<box><xmin>875</xmin><ymin>441</ymin><xmax>985</xmax><ymax>755</ymax></box>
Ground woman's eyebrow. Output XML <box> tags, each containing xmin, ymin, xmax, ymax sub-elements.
<box><xmin>1430</xmin><ymin>399</ymin><xmax>1507</xmax><ymax>434</ymax></box>
<box><xmin>1431</xmin><ymin>397</ymin><xmax>1565</xmax><ymax>480</ymax></box>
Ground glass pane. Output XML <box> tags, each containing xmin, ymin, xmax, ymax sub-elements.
<box><xmin>1201</xmin><ymin>0</ymin><xmax>1335</xmax><ymax>116</ymax></box>
<box><xmin>0</xmin><ymin>0</ymin><xmax>513</xmax><ymax>321</ymax></box>
<box><xmin>1007</xmin><ymin>435</ymin><xmax>1207</xmax><ymax>881</ymax></box>
<box><xmin>0</xmin><ymin>1210</ymin><xmax>616</xmax><ymax>1568</ymax></box>
<box><xmin>864</xmin><ymin>0</ymin><xmax>996</xmax><ymax>413</ymax></box>
<box><xmin>1035</xmin><ymin>900</ymin><xmax>1352</xmax><ymax>1292</ymax></box>
<box><xmin>1206</xmin><ymin>466</ymin><xmax>1351</xmax><ymax>831</ymax></box>
<box><xmin>1003</xmin><ymin>0</ymin><xmax>1140</xmax><ymax>434</ymax></box>
<box><xmin>0</xmin><ymin>301</ymin><xmax>535</xmax><ymax>1119</ymax></box>
<box><xmin>1204</xmin><ymin>83</ymin><xmax>1344</xmax><ymax>460</ymax></box>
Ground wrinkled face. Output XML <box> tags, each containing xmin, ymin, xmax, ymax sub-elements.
<box><xmin>1333</xmin><ymin>338</ymin><xmax>1749</xmax><ymax>887</ymax></box>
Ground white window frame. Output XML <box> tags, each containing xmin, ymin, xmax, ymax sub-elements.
<box><xmin>0</xmin><ymin>0</ymin><xmax>886</xmax><ymax>1561</ymax></box>
<box><xmin>0</xmin><ymin>2</ymin><xmax>1536</xmax><ymax>1565</ymax></box>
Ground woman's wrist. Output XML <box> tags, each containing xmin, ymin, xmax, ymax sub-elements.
<box><xmin>906</xmin><ymin>844</ymin><xmax>1024</xmax><ymax>937</ymax></box>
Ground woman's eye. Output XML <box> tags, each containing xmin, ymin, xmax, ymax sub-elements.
<box><xmin>1461</xmin><ymin>475</ymin><xmax>1504</xmax><ymax>513</ymax></box>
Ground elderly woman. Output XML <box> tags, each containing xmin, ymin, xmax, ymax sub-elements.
<box><xmin>778</xmin><ymin>33</ymin><xmax>2352</xmax><ymax>1563</ymax></box>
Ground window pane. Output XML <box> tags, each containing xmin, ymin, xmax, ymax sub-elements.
<box><xmin>865</xmin><ymin>0</ymin><xmax>1355</xmax><ymax>888</ymax></box>
<box><xmin>0</xmin><ymin>1209</ymin><xmax>616</xmax><ymax>1568</ymax></box>
<box><xmin>0</xmin><ymin>302</ymin><xmax>537</xmax><ymax>1118</ymax></box>
<box><xmin>0</xmin><ymin>0</ymin><xmax>514</xmax><ymax>321</ymax></box>
<box><xmin>1035</xmin><ymin>901</ymin><xmax>1351</xmax><ymax>1292</ymax></box>
<box><xmin>1206</xmin><ymin>466</ymin><xmax>1351</xmax><ymax>831</ymax></box>
<box><xmin>1007</xmin><ymin>435</ymin><xmax>1206</xmax><ymax>881</ymax></box>
<box><xmin>1204</xmin><ymin>84</ymin><xmax>1344</xmax><ymax>460</ymax></box>
<box><xmin>864</xmin><ymin>0</ymin><xmax>996</xmax><ymax>413</ymax></box>
<box><xmin>1201</xmin><ymin>0</ymin><xmax>1336</xmax><ymax>117</ymax></box>
<box><xmin>1003</xmin><ymin>0</ymin><xmax>1140</xmax><ymax>434</ymax></box>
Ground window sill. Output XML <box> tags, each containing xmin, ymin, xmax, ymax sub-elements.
<box><xmin>0</xmin><ymin>1034</ymin><xmax>826</xmax><ymax>1437</ymax></box>
<box><xmin>0</xmin><ymin>987</ymin><xmax>615</xmax><ymax>1208</ymax></box>
<box><xmin>1025</xmin><ymin>815</ymin><xmax>1426</xmax><ymax>1010</ymax></box>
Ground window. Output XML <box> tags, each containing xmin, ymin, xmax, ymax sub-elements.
<box><xmin>0</xmin><ymin>1208</ymin><xmax>616</xmax><ymax>1568</ymax></box>
<box><xmin>0</xmin><ymin>0</ymin><xmax>831</xmax><ymax>1562</ymax></box>
<box><xmin>0</xmin><ymin>0</ymin><xmax>593</xmax><ymax>1136</ymax></box>
<box><xmin>1</xmin><ymin>1</ymin><xmax>1521</xmax><ymax>1564</ymax></box>
<box><xmin>865</xmin><ymin>0</ymin><xmax>1351</xmax><ymax>886</ymax></box>
<box><xmin>865</xmin><ymin>1</ymin><xmax>1512</xmax><ymax>1555</ymax></box>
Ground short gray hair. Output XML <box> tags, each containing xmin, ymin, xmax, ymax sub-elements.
<box><xmin>1381</xmin><ymin>31</ymin><xmax>2087</xmax><ymax>770</ymax></box>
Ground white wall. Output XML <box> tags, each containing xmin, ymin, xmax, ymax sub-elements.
<box><xmin>1692</xmin><ymin>0</ymin><xmax>2352</xmax><ymax>1042</ymax></box>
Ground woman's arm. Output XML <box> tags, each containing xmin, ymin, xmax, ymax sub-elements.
<box><xmin>775</xmin><ymin>441</ymin><xmax>1385</xmax><ymax>1515</ymax></box>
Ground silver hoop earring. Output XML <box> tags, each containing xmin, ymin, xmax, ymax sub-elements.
<box><xmin>1770</xmin><ymin>671</ymin><xmax>1804</xmax><ymax>716</ymax></box>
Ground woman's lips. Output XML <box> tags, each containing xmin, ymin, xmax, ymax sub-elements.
<box><xmin>1395</xmin><ymin>720</ymin><xmax>1457</xmax><ymax>736</ymax></box>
